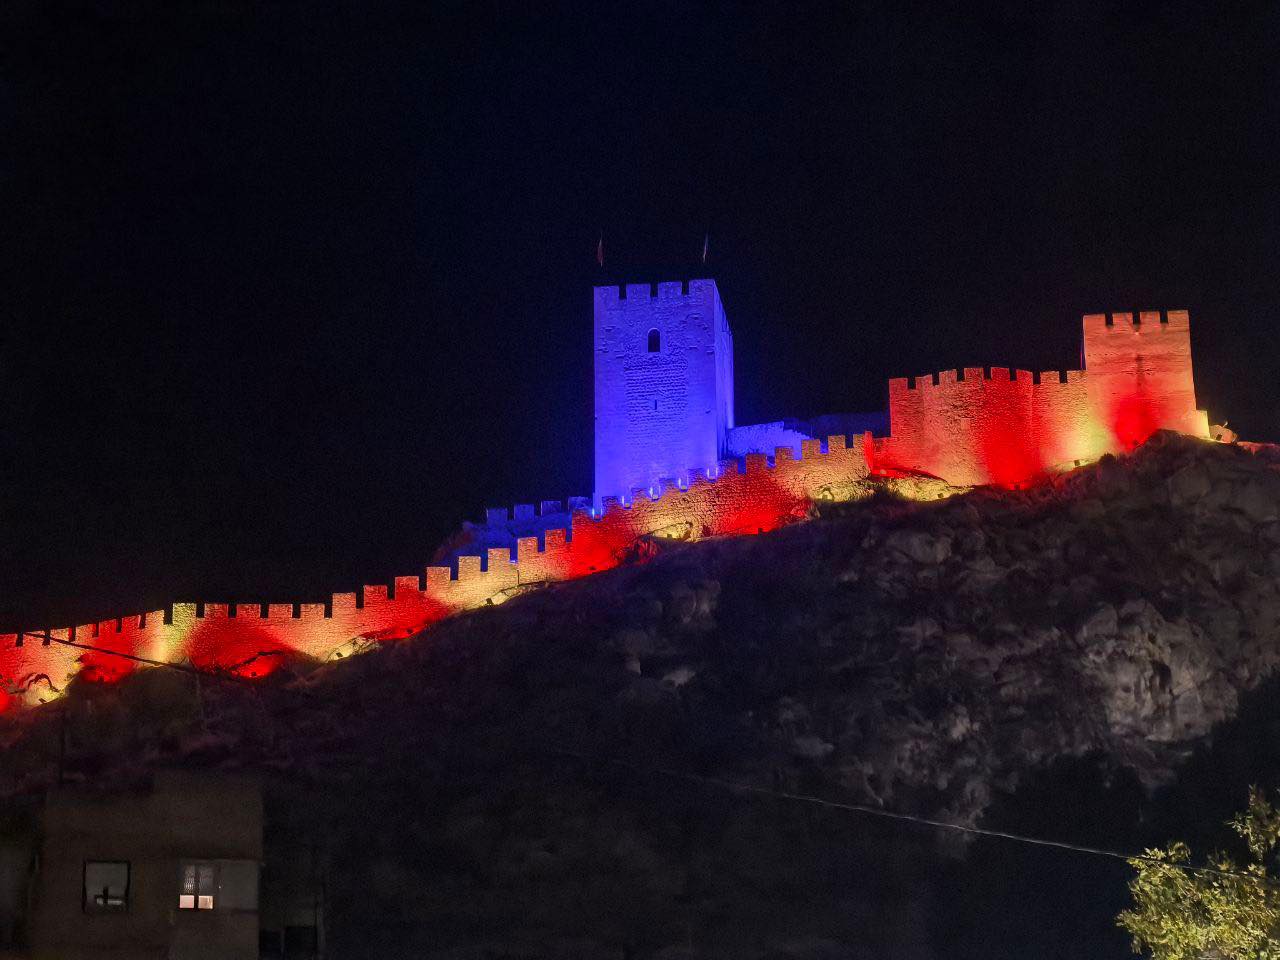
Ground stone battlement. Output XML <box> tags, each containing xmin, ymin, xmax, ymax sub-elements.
<box><xmin>0</xmin><ymin>287</ymin><xmax>1214</xmax><ymax>709</ymax></box>
<box><xmin>0</xmin><ymin>431</ymin><xmax>868</xmax><ymax>708</ymax></box>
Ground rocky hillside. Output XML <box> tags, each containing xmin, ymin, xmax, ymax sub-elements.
<box><xmin>5</xmin><ymin>431</ymin><xmax>1280</xmax><ymax>959</ymax></box>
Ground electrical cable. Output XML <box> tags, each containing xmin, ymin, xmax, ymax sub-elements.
<box><xmin>15</xmin><ymin>630</ymin><xmax>1279</xmax><ymax>888</ymax></box>
<box><xmin>18</xmin><ymin>631</ymin><xmax>321</xmax><ymax>700</ymax></box>
<box><xmin>551</xmin><ymin>747</ymin><xmax>1280</xmax><ymax>887</ymax></box>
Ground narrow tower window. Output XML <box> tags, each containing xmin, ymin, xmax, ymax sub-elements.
<box><xmin>647</xmin><ymin>328</ymin><xmax>660</xmax><ymax>353</ymax></box>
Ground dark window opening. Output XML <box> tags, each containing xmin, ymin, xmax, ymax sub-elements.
<box><xmin>653</xmin><ymin>399</ymin><xmax>658</xmax><ymax>411</ymax></box>
<box><xmin>84</xmin><ymin>860</ymin><xmax>129</xmax><ymax>913</ymax></box>
<box><xmin>285</xmin><ymin>925</ymin><xmax>320</xmax><ymax>957</ymax></box>
<box><xmin>647</xmin><ymin>328</ymin><xmax>660</xmax><ymax>352</ymax></box>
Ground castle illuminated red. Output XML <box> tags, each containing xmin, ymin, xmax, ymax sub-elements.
<box><xmin>0</xmin><ymin>281</ymin><xmax>1208</xmax><ymax>707</ymax></box>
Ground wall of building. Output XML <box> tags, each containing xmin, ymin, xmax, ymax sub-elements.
<box><xmin>593</xmin><ymin>280</ymin><xmax>734</xmax><ymax>504</ymax></box>
<box><xmin>29</xmin><ymin>771</ymin><xmax>262</xmax><ymax>960</ymax></box>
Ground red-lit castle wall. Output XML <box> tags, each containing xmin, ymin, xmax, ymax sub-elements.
<box><xmin>1082</xmin><ymin>310</ymin><xmax>1207</xmax><ymax>449</ymax></box>
<box><xmin>0</xmin><ymin>309</ymin><xmax>1211</xmax><ymax>709</ymax></box>
<box><xmin>0</xmin><ymin>437</ymin><xmax>867</xmax><ymax>710</ymax></box>
<box><xmin>870</xmin><ymin>309</ymin><xmax>1208</xmax><ymax>487</ymax></box>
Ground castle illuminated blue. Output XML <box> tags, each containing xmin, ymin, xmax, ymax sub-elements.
<box><xmin>593</xmin><ymin>278</ymin><xmax>884</xmax><ymax>505</ymax></box>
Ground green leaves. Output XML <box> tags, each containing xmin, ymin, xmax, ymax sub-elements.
<box><xmin>1118</xmin><ymin>791</ymin><xmax>1280</xmax><ymax>959</ymax></box>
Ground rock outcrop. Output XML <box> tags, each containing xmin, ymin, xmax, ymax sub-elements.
<box><xmin>3</xmin><ymin>431</ymin><xmax>1280</xmax><ymax>958</ymax></box>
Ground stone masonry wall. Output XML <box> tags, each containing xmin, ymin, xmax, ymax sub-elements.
<box><xmin>593</xmin><ymin>280</ymin><xmax>734</xmax><ymax>504</ymax></box>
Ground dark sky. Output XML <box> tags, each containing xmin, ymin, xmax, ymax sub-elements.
<box><xmin>1</xmin><ymin>1</ymin><xmax>1277</xmax><ymax>625</ymax></box>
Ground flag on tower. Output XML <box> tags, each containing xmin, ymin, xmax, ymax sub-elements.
<box><xmin>596</xmin><ymin>231</ymin><xmax>604</xmax><ymax>267</ymax></box>
<box><xmin>701</xmin><ymin>232</ymin><xmax>709</xmax><ymax>264</ymax></box>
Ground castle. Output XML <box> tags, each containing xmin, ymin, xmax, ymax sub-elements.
<box><xmin>0</xmin><ymin>280</ymin><xmax>1210</xmax><ymax>708</ymax></box>
<box><xmin>593</xmin><ymin>279</ymin><xmax>1206</xmax><ymax>498</ymax></box>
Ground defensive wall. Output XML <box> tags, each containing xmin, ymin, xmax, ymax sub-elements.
<box><xmin>868</xmin><ymin>310</ymin><xmax>1208</xmax><ymax>487</ymax></box>
<box><xmin>0</xmin><ymin>435</ymin><xmax>867</xmax><ymax>709</ymax></box>
<box><xmin>0</xmin><ymin>304</ymin><xmax>1211</xmax><ymax>709</ymax></box>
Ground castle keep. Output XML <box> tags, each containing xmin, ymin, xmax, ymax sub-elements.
<box><xmin>593</xmin><ymin>281</ymin><xmax>735</xmax><ymax>506</ymax></box>
<box><xmin>0</xmin><ymin>280</ymin><xmax>1211</xmax><ymax>708</ymax></box>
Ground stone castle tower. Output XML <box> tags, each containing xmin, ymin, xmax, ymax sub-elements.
<box><xmin>593</xmin><ymin>280</ymin><xmax>735</xmax><ymax>503</ymax></box>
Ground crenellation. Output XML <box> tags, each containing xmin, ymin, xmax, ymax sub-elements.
<box><xmin>0</xmin><ymin>284</ymin><xmax>1213</xmax><ymax>709</ymax></box>
<box><xmin>455</xmin><ymin>555</ymin><xmax>481</xmax><ymax>582</ymax></box>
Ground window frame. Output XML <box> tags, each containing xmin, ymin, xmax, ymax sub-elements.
<box><xmin>83</xmin><ymin>859</ymin><xmax>130</xmax><ymax>914</ymax></box>
<box><xmin>177</xmin><ymin>860</ymin><xmax>217</xmax><ymax>911</ymax></box>
<box><xmin>646</xmin><ymin>328</ymin><xmax>660</xmax><ymax>353</ymax></box>
<box><xmin>177</xmin><ymin>858</ymin><xmax>259</xmax><ymax>913</ymax></box>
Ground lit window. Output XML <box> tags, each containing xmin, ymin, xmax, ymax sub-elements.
<box><xmin>84</xmin><ymin>860</ymin><xmax>129</xmax><ymax>913</ymax></box>
<box><xmin>179</xmin><ymin>862</ymin><xmax>216</xmax><ymax>910</ymax></box>
<box><xmin>178</xmin><ymin>860</ymin><xmax>258</xmax><ymax>912</ymax></box>
<box><xmin>647</xmin><ymin>328</ymin><xmax>660</xmax><ymax>352</ymax></box>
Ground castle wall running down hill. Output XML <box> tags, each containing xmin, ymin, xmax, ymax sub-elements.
<box><xmin>0</xmin><ymin>304</ymin><xmax>1214</xmax><ymax>709</ymax></box>
<box><xmin>0</xmin><ymin>437</ymin><xmax>867</xmax><ymax>710</ymax></box>
<box><xmin>870</xmin><ymin>310</ymin><xmax>1209</xmax><ymax>487</ymax></box>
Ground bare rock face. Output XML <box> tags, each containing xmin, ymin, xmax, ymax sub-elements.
<box><xmin>884</xmin><ymin>528</ymin><xmax>953</xmax><ymax>565</ymax></box>
<box><xmin>7</xmin><ymin>431</ymin><xmax>1280</xmax><ymax>959</ymax></box>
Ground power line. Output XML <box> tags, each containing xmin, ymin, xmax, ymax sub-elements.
<box><xmin>17</xmin><ymin>630</ymin><xmax>1279</xmax><ymax>889</ymax></box>
<box><xmin>19</xmin><ymin>631</ymin><xmax>321</xmax><ymax>701</ymax></box>
<box><xmin>552</xmin><ymin>747</ymin><xmax>1280</xmax><ymax>888</ymax></box>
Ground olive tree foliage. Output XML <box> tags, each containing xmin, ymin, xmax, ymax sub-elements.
<box><xmin>1119</xmin><ymin>789</ymin><xmax>1280</xmax><ymax>959</ymax></box>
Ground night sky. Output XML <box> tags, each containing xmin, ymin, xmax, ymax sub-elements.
<box><xmin>1</xmin><ymin>1</ymin><xmax>1277</xmax><ymax>626</ymax></box>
